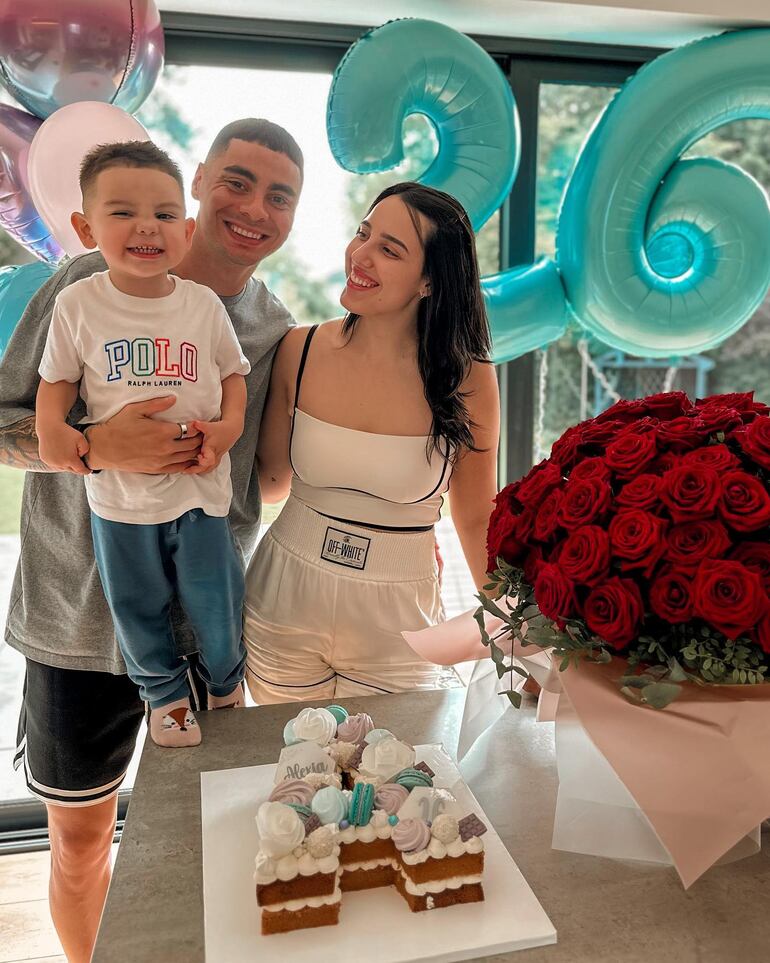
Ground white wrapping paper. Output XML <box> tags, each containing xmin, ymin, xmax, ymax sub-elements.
<box><xmin>552</xmin><ymin>693</ymin><xmax>761</xmax><ymax>864</ymax></box>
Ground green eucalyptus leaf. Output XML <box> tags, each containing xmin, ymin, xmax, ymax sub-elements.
<box><xmin>498</xmin><ymin>689</ymin><xmax>523</xmax><ymax>708</ymax></box>
<box><xmin>477</xmin><ymin>593</ymin><xmax>511</xmax><ymax>623</ymax></box>
<box><xmin>667</xmin><ymin>659</ymin><xmax>688</xmax><ymax>683</ymax></box>
<box><xmin>621</xmin><ymin>685</ymin><xmax>642</xmax><ymax>702</ymax></box>
<box><xmin>641</xmin><ymin>682</ymin><xmax>682</xmax><ymax>709</ymax></box>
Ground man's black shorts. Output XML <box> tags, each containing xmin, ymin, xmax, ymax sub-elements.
<box><xmin>14</xmin><ymin>658</ymin><xmax>204</xmax><ymax>806</ymax></box>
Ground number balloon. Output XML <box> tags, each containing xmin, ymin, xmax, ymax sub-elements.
<box><xmin>557</xmin><ymin>29</ymin><xmax>770</xmax><ymax>357</ymax></box>
<box><xmin>327</xmin><ymin>19</ymin><xmax>519</xmax><ymax>233</ymax></box>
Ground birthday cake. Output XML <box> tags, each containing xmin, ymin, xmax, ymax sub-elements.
<box><xmin>254</xmin><ymin>705</ymin><xmax>487</xmax><ymax>935</ymax></box>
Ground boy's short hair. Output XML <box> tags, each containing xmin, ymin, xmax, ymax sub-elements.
<box><xmin>79</xmin><ymin>140</ymin><xmax>184</xmax><ymax>203</ymax></box>
<box><xmin>206</xmin><ymin>118</ymin><xmax>304</xmax><ymax>178</ymax></box>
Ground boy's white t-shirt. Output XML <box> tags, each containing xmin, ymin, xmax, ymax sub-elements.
<box><xmin>38</xmin><ymin>271</ymin><xmax>251</xmax><ymax>525</ymax></box>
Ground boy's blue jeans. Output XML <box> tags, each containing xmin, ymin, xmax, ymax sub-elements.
<box><xmin>90</xmin><ymin>509</ymin><xmax>246</xmax><ymax>709</ymax></box>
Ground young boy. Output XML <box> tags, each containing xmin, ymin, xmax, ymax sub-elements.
<box><xmin>35</xmin><ymin>140</ymin><xmax>251</xmax><ymax>748</ymax></box>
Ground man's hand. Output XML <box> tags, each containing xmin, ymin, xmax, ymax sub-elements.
<box><xmin>38</xmin><ymin>423</ymin><xmax>91</xmax><ymax>475</ymax></box>
<box><xmin>183</xmin><ymin>418</ymin><xmax>242</xmax><ymax>475</ymax></box>
<box><xmin>86</xmin><ymin>396</ymin><xmax>202</xmax><ymax>473</ymax></box>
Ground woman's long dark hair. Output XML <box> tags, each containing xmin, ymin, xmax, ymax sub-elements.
<box><xmin>342</xmin><ymin>182</ymin><xmax>491</xmax><ymax>461</ymax></box>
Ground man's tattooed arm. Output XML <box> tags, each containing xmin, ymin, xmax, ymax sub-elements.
<box><xmin>0</xmin><ymin>415</ymin><xmax>55</xmax><ymax>471</ymax></box>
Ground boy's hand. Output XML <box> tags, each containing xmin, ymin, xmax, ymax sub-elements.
<box><xmin>38</xmin><ymin>423</ymin><xmax>91</xmax><ymax>475</ymax></box>
<box><xmin>183</xmin><ymin>419</ymin><xmax>243</xmax><ymax>475</ymax></box>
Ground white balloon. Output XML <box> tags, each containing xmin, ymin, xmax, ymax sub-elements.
<box><xmin>27</xmin><ymin>101</ymin><xmax>149</xmax><ymax>257</ymax></box>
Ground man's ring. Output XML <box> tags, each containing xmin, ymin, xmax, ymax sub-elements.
<box><xmin>175</xmin><ymin>423</ymin><xmax>189</xmax><ymax>441</ymax></box>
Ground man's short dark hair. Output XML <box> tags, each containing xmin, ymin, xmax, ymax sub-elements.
<box><xmin>79</xmin><ymin>140</ymin><xmax>184</xmax><ymax>203</ymax></box>
<box><xmin>206</xmin><ymin>119</ymin><xmax>304</xmax><ymax>177</ymax></box>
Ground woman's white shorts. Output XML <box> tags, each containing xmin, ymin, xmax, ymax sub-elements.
<box><xmin>243</xmin><ymin>494</ymin><xmax>444</xmax><ymax>703</ymax></box>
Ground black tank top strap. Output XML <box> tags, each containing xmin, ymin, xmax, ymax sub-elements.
<box><xmin>293</xmin><ymin>324</ymin><xmax>319</xmax><ymax>410</ymax></box>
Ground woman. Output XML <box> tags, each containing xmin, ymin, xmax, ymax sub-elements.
<box><xmin>244</xmin><ymin>182</ymin><xmax>499</xmax><ymax>702</ymax></box>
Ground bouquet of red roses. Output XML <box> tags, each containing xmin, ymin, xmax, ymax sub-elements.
<box><xmin>480</xmin><ymin>390</ymin><xmax>770</xmax><ymax>708</ymax></box>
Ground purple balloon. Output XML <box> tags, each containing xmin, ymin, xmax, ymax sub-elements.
<box><xmin>0</xmin><ymin>0</ymin><xmax>164</xmax><ymax>120</ymax></box>
<box><xmin>0</xmin><ymin>104</ymin><xmax>62</xmax><ymax>263</ymax></box>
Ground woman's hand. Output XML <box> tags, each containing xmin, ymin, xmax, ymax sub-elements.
<box><xmin>86</xmin><ymin>396</ymin><xmax>202</xmax><ymax>473</ymax></box>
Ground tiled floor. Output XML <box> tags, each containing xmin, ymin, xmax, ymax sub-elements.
<box><xmin>0</xmin><ymin>520</ymin><xmax>477</xmax><ymax>961</ymax></box>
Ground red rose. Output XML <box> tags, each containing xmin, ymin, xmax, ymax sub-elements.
<box><xmin>692</xmin><ymin>404</ymin><xmax>743</xmax><ymax>436</ymax></box>
<box><xmin>649</xmin><ymin>571</ymin><xmax>694</xmax><ymax>624</ymax></box>
<box><xmin>604</xmin><ymin>430</ymin><xmax>658</xmax><ymax>480</ymax></box>
<box><xmin>550</xmin><ymin>424</ymin><xmax>584</xmax><ymax>471</ymax></box>
<box><xmin>558</xmin><ymin>525</ymin><xmax>611</xmax><ymax>586</ymax></box>
<box><xmin>534</xmin><ymin>564</ymin><xmax>578</xmax><ymax>630</ymax></box>
<box><xmin>693</xmin><ymin>559</ymin><xmax>768</xmax><ymax>639</ymax></box>
<box><xmin>616</xmin><ymin>474</ymin><xmax>662</xmax><ymax>511</ymax></box>
<box><xmin>732</xmin><ymin>417</ymin><xmax>770</xmax><ymax>471</ymax></box>
<box><xmin>665</xmin><ymin>520</ymin><xmax>732</xmax><ymax>570</ymax></box>
<box><xmin>660</xmin><ymin>465</ymin><xmax>721</xmax><ymax>522</ymax></box>
<box><xmin>533</xmin><ymin>488</ymin><xmax>563</xmax><ymax>542</ymax></box>
<box><xmin>651</xmin><ymin>451</ymin><xmax>681</xmax><ymax>475</ymax></box>
<box><xmin>517</xmin><ymin>460</ymin><xmax>562</xmax><ymax>509</ymax></box>
<box><xmin>681</xmin><ymin>444</ymin><xmax>740</xmax><ymax>473</ymax></box>
<box><xmin>486</xmin><ymin>498</ymin><xmax>525</xmax><ymax>572</ymax></box>
<box><xmin>719</xmin><ymin>471</ymin><xmax>770</xmax><ymax>533</ymax></box>
<box><xmin>730</xmin><ymin>542</ymin><xmax>770</xmax><ymax>594</ymax></box>
<box><xmin>594</xmin><ymin>398</ymin><xmax>648</xmax><ymax>424</ymax></box>
<box><xmin>580</xmin><ymin>419</ymin><xmax>626</xmax><ymax>449</ymax></box>
<box><xmin>616</xmin><ymin>416</ymin><xmax>660</xmax><ymax>437</ymax></box>
<box><xmin>695</xmin><ymin>392</ymin><xmax>769</xmax><ymax>421</ymax></box>
<box><xmin>656</xmin><ymin>416</ymin><xmax>708</xmax><ymax>452</ymax></box>
<box><xmin>523</xmin><ymin>545</ymin><xmax>545</xmax><ymax>587</ymax></box>
<box><xmin>584</xmin><ymin>577</ymin><xmax>644</xmax><ymax>650</ymax></box>
<box><xmin>643</xmin><ymin>391</ymin><xmax>693</xmax><ymax>419</ymax></box>
<box><xmin>608</xmin><ymin>510</ymin><xmax>667</xmax><ymax>576</ymax></box>
<box><xmin>557</xmin><ymin>476</ymin><xmax>612</xmax><ymax>530</ymax></box>
<box><xmin>569</xmin><ymin>456</ymin><xmax>611</xmax><ymax>482</ymax></box>
<box><xmin>753</xmin><ymin>613</ymin><xmax>770</xmax><ymax>654</ymax></box>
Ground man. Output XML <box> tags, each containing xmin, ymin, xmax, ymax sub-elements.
<box><xmin>0</xmin><ymin>118</ymin><xmax>303</xmax><ymax>963</ymax></box>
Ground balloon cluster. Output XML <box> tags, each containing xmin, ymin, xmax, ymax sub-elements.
<box><xmin>327</xmin><ymin>20</ymin><xmax>770</xmax><ymax>361</ymax></box>
<box><xmin>0</xmin><ymin>0</ymin><xmax>162</xmax><ymax>345</ymax></box>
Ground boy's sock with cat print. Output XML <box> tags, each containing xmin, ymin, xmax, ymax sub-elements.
<box><xmin>149</xmin><ymin>698</ymin><xmax>201</xmax><ymax>748</ymax></box>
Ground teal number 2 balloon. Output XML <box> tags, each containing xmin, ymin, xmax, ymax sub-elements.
<box><xmin>326</xmin><ymin>18</ymin><xmax>569</xmax><ymax>363</ymax></box>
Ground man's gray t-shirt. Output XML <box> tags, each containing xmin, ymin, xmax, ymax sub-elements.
<box><xmin>0</xmin><ymin>251</ymin><xmax>293</xmax><ymax>673</ymax></box>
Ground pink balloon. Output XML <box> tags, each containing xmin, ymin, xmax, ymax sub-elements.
<box><xmin>0</xmin><ymin>0</ymin><xmax>164</xmax><ymax>120</ymax></box>
<box><xmin>0</xmin><ymin>103</ymin><xmax>62</xmax><ymax>262</ymax></box>
<box><xmin>27</xmin><ymin>101</ymin><xmax>148</xmax><ymax>256</ymax></box>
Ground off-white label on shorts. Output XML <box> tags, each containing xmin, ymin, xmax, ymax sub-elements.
<box><xmin>321</xmin><ymin>527</ymin><xmax>371</xmax><ymax>570</ymax></box>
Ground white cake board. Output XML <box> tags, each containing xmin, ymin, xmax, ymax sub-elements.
<box><xmin>201</xmin><ymin>744</ymin><xmax>557</xmax><ymax>963</ymax></box>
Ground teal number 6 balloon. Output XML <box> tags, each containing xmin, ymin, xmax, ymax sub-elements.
<box><xmin>557</xmin><ymin>29</ymin><xmax>770</xmax><ymax>358</ymax></box>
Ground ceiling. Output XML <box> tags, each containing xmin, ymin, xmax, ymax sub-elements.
<box><xmin>157</xmin><ymin>0</ymin><xmax>770</xmax><ymax>48</ymax></box>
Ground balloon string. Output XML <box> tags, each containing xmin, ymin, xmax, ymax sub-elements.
<box><xmin>662</xmin><ymin>365</ymin><xmax>679</xmax><ymax>392</ymax></box>
<box><xmin>577</xmin><ymin>339</ymin><xmax>622</xmax><ymax>406</ymax></box>
<box><xmin>533</xmin><ymin>346</ymin><xmax>549</xmax><ymax>463</ymax></box>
